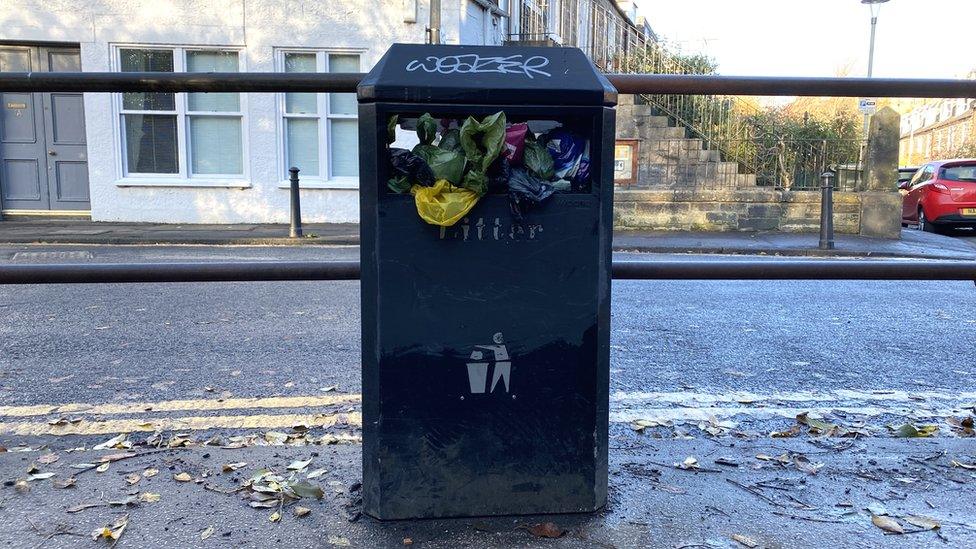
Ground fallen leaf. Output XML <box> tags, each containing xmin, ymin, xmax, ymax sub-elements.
<box><xmin>328</xmin><ymin>535</ymin><xmax>351</xmax><ymax>546</ymax></box>
<box><xmin>731</xmin><ymin>533</ymin><xmax>758</xmax><ymax>547</ymax></box>
<box><xmin>676</xmin><ymin>456</ymin><xmax>699</xmax><ymax>470</ymax></box>
<box><xmin>71</xmin><ymin>463</ymin><xmax>97</xmax><ymax>470</ymax></box>
<box><xmin>109</xmin><ymin>495</ymin><xmax>139</xmax><ymax>507</ymax></box>
<box><xmin>173</xmin><ymin>472</ymin><xmax>192</xmax><ymax>482</ymax></box>
<box><xmin>320</xmin><ymin>386</ymin><xmax>337</xmax><ymax>392</ymax></box>
<box><xmin>222</xmin><ymin>462</ymin><xmax>247</xmax><ymax>473</ymax></box>
<box><xmin>91</xmin><ymin>514</ymin><xmax>128</xmax><ymax>541</ymax></box>
<box><xmin>526</xmin><ymin>522</ymin><xmax>565</xmax><ymax>538</ymax></box>
<box><xmin>293</xmin><ymin>506</ymin><xmax>311</xmax><ymax>517</ymax></box>
<box><xmin>143</xmin><ymin>468</ymin><xmax>159</xmax><ymax>478</ymax></box>
<box><xmin>287</xmin><ymin>458</ymin><xmax>313</xmax><ymax>471</ymax></box>
<box><xmin>872</xmin><ymin>514</ymin><xmax>904</xmax><ymax>534</ymax></box>
<box><xmin>714</xmin><ymin>457</ymin><xmax>739</xmax><ymax>467</ymax></box>
<box><xmin>269</xmin><ymin>511</ymin><xmax>281</xmax><ymax>523</ymax></box>
<box><xmin>95</xmin><ymin>462</ymin><xmax>110</xmax><ymax>473</ymax></box>
<box><xmin>904</xmin><ymin>515</ymin><xmax>940</xmax><ymax>530</ymax></box>
<box><xmin>67</xmin><ymin>502</ymin><xmax>104</xmax><ymax>513</ymax></box>
<box><xmin>125</xmin><ymin>473</ymin><xmax>141</xmax><ymax>485</ymax></box>
<box><xmin>307</xmin><ymin>468</ymin><xmax>327</xmax><ymax>479</ymax></box>
<box><xmin>288</xmin><ymin>481</ymin><xmax>324</xmax><ymax>499</ymax></box>
<box><xmin>793</xmin><ymin>454</ymin><xmax>824</xmax><ymax>475</ymax></box>
<box><xmin>26</xmin><ymin>472</ymin><xmax>55</xmax><ymax>481</ymax></box>
<box><xmin>99</xmin><ymin>452</ymin><xmax>136</xmax><ymax>463</ymax></box>
<box><xmin>53</xmin><ymin>477</ymin><xmax>77</xmax><ymax>489</ymax></box>
<box><xmin>770</xmin><ymin>424</ymin><xmax>801</xmax><ymax>438</ymax></box>
<box><xmin>138</xmin><ymin>492</ymin><xmax>161</xmax><ymax>503</ymax></box>
<box><xmin>14</xmin><ymin>479</ymin><xmax>29</xmax><ymax>493</ymax></box>
<box><xmin>402</xmin><ymin>538</ymin><xmax>413</xmax><ymax>546</ymax></box>
<box><xmin>264</xmin><ymin>431</ymin><xmax>289</xmax><ymax>445</ymax></box>
<box><xmin>92</xmin><ymin>433</ymin><xmax>128</xmax><ymax>451</ymax></box>
<box><xmin>200</xmin><ymin>525</ymin><xmax>215</xmax><ymax>540</ymax></box>
<box><xmin>37</xmin><ymin>453</ymin><xmax>59</xmax><ymax>464</ymax></box>
<box><xmin>797</xmin><ymin>412</ymin><xmax>838</xmax><ymax>435</ymax></box>
<box><xmin>249</xmin><ymin>500</ymin><xmax>279</xmax><ymax>509</ymax></box>
<box><xmin>891</xmin><ymin>423</ymin><xmax>939</xmax><ymax>438</ymax></box>
<box><xmin>951</xmin><ymin>460</ymin><xmax>976</xmax><ymax>470</ymax></box>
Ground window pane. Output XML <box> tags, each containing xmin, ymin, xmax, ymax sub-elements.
<box><xmin>284</xmin><ymin>53</ymin><xmax>317</xmax><ymax>114</ymax></box>
<box><xmin>0</xmin><ymin>48</ymin><xmax>31</xmax><ymax>71</ymax></box>
<box><xmin>287</xmin><ymin>118</ymin><xmax>319</xmax><ymax>176</ymax></box>
<box><xmin>328</xmin><ymin>54</ymin><xmax>358</xmax><ymax>115</ymax></box>
<box><xmin>330</xmin><ymin>119</ymin><xmax>358</xmax><ymax>177</ymax></box>
<box><xmin>123</xmin><ymin>114</ymin><xmax>178</xmax><ymax>173</ymax></box>
<box><xmin>187</xmin><ymin>51</ymin><xmax>240</xmax><ymax>112</ymax></box>
<box><xmin>189</xmin><ymin>116</ymin><xmax>243</xmax><ymax>175</ymax></box>
<box><xmin>120</xmin><ymin>49</ymin><xmax>175</xmax><ymax>111</ymax></box>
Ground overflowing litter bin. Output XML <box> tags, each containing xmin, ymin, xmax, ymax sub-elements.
<box><xmin>358</xmin><ymin>44</ymin><xmax>617</xmax><ymax>519</ymax></box>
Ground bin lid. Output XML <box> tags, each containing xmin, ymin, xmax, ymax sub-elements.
<box><xmin>357</xmin><ymin>44</ymin><xmax>617</xmax><ymax>107</ymax></box>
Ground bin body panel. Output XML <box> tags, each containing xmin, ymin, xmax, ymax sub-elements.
<box><xmin>359</xmin><ymin>45</ymin><xmax>615</xmax><ymax>520</ymax></box>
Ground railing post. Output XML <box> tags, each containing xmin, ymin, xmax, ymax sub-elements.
<box><xmin>289</xmin><ymin>167</ymin><xmax>303</xmax><ymax>238</ymax></box>
<box><xmin>819</xmin><ymin>170</ymin><xmax>835</xmax><ymax>250</ymax></box>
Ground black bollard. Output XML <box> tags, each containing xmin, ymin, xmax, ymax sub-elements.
<box><xmin>289</xmin><ymin>167</ymin><xmax>303</xmax><ymax>238</ymax></box>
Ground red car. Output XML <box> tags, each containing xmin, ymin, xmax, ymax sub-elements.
<box><xmin>900</xmin><ymin>159</ymin><xmax>976</xmax><ymax>233</ymax></box>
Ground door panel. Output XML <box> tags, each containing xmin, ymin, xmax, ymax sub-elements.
<box><xmin>1</xmin><ymin>159</ymin><xmax>42</xmax><ymax>201</ymax></box>
<box><xmin>0</xmin><ymin>45</ymin><xmax>89</xmax><ymax>211</ymax></box>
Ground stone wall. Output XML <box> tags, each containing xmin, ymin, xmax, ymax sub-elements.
<box><xmin>614</xmin><ymin>189</ymin><xmax>862</xmax><ymax>233</ymax></box>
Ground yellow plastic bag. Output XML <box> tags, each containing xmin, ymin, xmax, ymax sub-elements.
<box><xmin>410</xmin><ymin>179</ymin><xmax>480</xmax><ymax>227</ymax></box>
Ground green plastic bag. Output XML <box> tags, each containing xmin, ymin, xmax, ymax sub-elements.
<box><xmin>460</xmin><ymin>111</ymin><xmax>507</xmax><ymax>176</ymax></box>
<box><xmin>386</xmin><ymin>115</ymin><xmax>399</xmax><ymax>145</ymax></box>
<box><xmin>415</xmin><ymin>146</ymin><xmax>466</xmax><ymax>185</ymax></box>
<box><xmin>461</xmin><ymin>170</ymin><xmax>489</xmax><ymax>196</ymax></box>
<box><xmin>523</xmin><ymin>140</ymin><xmax>555</xmax><ymax>181</ymax></box>
<box><xmin>416</xmin><ymin>113</ymin><xmax>437</xmax><ymax>146</ymax></box>
<box><xmin>439</xmin><ymin>128</ymin><xmax>462</xmax><ymax>152</ymax></box>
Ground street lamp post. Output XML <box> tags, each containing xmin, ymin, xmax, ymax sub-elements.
<box><xmin>861</xmin><ymin>0</ymin><xmax>890</xmax><ymax>138</ymax></box>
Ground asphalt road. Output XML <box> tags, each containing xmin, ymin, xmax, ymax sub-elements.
<box><xmin>1</xmin><ymin>244</ymin><xmax>974</xmax><ymax>438</ymax></box>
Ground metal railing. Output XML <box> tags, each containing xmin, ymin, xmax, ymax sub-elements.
<box><xmin>0</xmin><ymin>71</ymin><xmax>975</xmax><ymax>283</ymax></box>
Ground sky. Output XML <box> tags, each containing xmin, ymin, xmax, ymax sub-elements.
<box><xmin>636</xmin><ymin>0</ymin><xmax>976</xmax><ymax>79</ymax></box>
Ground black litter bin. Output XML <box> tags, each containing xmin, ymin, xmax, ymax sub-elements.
<box><xmin>358</xmin><ymin>43</ymin><xmax>617</xmax><ymax>520</ymax></box>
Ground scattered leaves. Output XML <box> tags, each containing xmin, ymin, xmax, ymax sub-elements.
<box><xmin>53</xmin><ymin>477</ymin><xmax>77</xmax><ymax>489</ymax></box>
<box><xmin>91</xmin><ymin>514</ymin><xmax>129</xmax><ymax>542</ymax></box>
<box><xmin>904</xmin><ymin>515</ymin><xmax>940</xmax><ymax>530</ymax></box>
<box><xmin>731</xmin><ymin>534</ymin><xmax>759</xmax><ymax>548</ymax></box>
<box><xmin>526</xmin><ymin>522</ymin><xmax>565</xmax><ymax>538</ymax></box>
<box><xmin>871</xmin><ymin>514</ymin><xmax>904</xmax><ymax>534</ymax></box>
<box><xmin>138</xmin><ymin>492</ymin><xmax>161</xmax><ymax>503</ymax></box>
<box><xmin>770</xmin><ymin>424</ymin><xmax>801</xmax><ymax>438</ymax></box>
<box><xmin>222</xmin><ymin>462</ymin><xmax>248</xmax><ymax>473</ymax></box>
<box><xmin>891</xmin><ymin>423</ymin><xmax>939</xmax><ymax>438</ymax></box>
<box><xmin>173</xmin><ymin>472</ymin><xmax>192</xmax><ymax>482</ymax></box>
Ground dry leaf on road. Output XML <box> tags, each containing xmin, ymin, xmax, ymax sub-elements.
<box><xmin>37</xmin><ymin>453</ymin><xmax>59</xmax><ymax>464</ymax></box>
<box><xmin>143</xmin><ymin>467</ymin><xmax>159</xmax><ymax>478</ymax></box>
<box><xmin>201</xmin><ymin>525</ymin><xmax>215</xmax><ymax>540</ymax></box>
<box><xmin>125</xmin><ymin>473</ymin><xmax>141</xmax><ymax>485</ymax></box>
<box><xmin>904</xmin><ymin>515</ymin><xmax>940</xmax><ymax>530</ymax></box>
<box><xmin>293</xmin><ymin>506</ymin><xmax>311</xmax><ymax>517</ymax></box>
<box><xmin>138</xmin><ymin>492</ymin><xmax>161</xmax><ymax>503</ymax></box>
<box><xmin>731</xmin><ymin>533</ymin><xmax>759</xmax><ymax>547</ymax></box>
<box><xmin>872</xmin><ymin>515</ymin><xmax>905</xmax><ymax>534</ymax></box>
<box><xmin>173</xmin><ymin>472</ymin><xmax>192</xmax><ymax>482</ymax></box>
<box><xmin>95</xmin><ymin>463</ymin><xmax>110</xmax><ymax>473</ymax></box>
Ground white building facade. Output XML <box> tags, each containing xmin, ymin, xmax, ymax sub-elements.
<box><xmin>0</xmin><ymin>0</ymin><xmax>506</xmax><ymax>223</ymax></box>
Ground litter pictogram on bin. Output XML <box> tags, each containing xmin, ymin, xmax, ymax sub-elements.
<box><xmin>466</xmin><ymin>332</ymin><xmax>511</xmax><ymax>394</ymax></box>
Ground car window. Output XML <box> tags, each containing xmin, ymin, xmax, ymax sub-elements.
<box><xmin>911</xmin><ymin>165</ymin><xmax>933</xmax><ymax>186</ymax></box>
<box><xmin>941</xmin><ymin>165</ymin><xmax>976</xmax><ymax>182</ymax></box>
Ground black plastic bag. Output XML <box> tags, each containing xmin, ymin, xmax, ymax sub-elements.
<box><xmin>508</xmin><ymin>167</ymin><xmax>555</xmax><ymax>221</ymax></box>
<box><xmin>388</xmin><ymin>147</ymin><xmax>434</xmax><ymax>193</ymax></box>
<box><xmin>486</xmin><ymin>156</ymin><xmax>511</xmax><ymax>195</ymax></box>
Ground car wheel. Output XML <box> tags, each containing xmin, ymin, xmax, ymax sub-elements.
<box><xmin>919</xmin><ymin>209</ymin><xmax>944</xmax><ymax>234</ymax></box>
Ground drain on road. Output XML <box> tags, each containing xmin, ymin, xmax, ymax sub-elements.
<box><xmin>10</xmin><ymin>250</ymin><xmax>94</xmax><ymax>261</ymax></box>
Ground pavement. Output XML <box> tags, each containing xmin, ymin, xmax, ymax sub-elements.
<box><xmin>1</xmin><ymin>219</ymin><xmax>975</xmax><ymax>260</ymax></box>
<box><xmin>2</xmin><ymin>245</ymin><xmax>976</xmax><ymax>547</ymax></box>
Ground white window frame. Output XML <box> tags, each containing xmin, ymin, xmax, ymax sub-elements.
<box><xmin>111</xmin><ymin>44</ymin><xmax>249</xmax><ymax>188</ymax></box>
<box><xmin>276</xmin><ymin>48</ymin><xmax>363</xmax><ymax>190</ymax></box>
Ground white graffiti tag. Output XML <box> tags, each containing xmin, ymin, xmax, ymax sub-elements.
<box><xmin>405</xmin><ymin>54</ymin><xmax>552</xmax><ymax>79</ymax></box>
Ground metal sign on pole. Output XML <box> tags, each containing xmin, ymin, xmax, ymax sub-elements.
<box><xmin>858</xmin><ymin>98</ymin><xmax>877</xmax><ymax>115</ymax></box>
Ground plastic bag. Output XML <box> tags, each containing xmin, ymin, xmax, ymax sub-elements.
<box><xmin>411</xmin><ymin>179</ymin><xmax>480</xmax><ymax>227</ymax></box>
<box><xmin>523</xmin><ymin>140</ymin><xmax>555</xmax><ymax>181</ymax></box>
<box><xmin>415</xmin><ymin>146</ymin><xmax>466</xmax><ymax>185</ymax></box>
<box><xmin>508</xmin><ymin>167</ymin><xmax>555</xmax><ymax>221</ymax></box>
<box><xmin>388</xmin><ymin>148</ymin><xmax>434</xmax><ymax>194</ymax></box>
<box><xmin>503</xmin><ymin>123</ymin><xmax>529</xmax><ymax>166</ymax></box>
<box><xmin>439</xmin><ymin>128</ymin><xmax>462</xmax><ymax>152</ymax></box>
<box><xmin>544</xmin><ymin>129</ymin><xmax>587</xmax><ymax>179</ymax></box>
<box><xmin>487</xmin><ymin>156</ymin><xmax>511</xmax><ymax>195</ymax></box>
<box><xmin>571</xmin><ymin>157</ymin><xmax>591</xmax><ymax>192</ymax></box>
<box><xmin>387</xmin><ymin>115</ymin><xmax>399</xmax><ymax>145</ymax></box>
<box><xmin>416</xmin><ymin>113</ymin><xmax>437</xmax><ymax>145</ymax></box>
<box><xmin>459</xmin><ymin>112</ymin><xmax>507</xmax><ymax>195</ymax></box>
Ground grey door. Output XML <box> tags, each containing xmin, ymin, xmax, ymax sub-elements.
<box><xmin>0</xmin><ymin>45</ymin><xmax>90</xmax><ymax>211</ymax></box>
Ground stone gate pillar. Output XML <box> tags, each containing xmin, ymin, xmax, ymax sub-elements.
<box><xmin>859</xmin><ymin>106</ymin><xmax>902</xmax><ymax>238</ymax></box>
